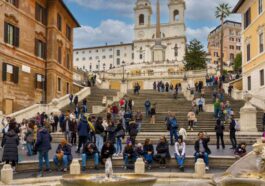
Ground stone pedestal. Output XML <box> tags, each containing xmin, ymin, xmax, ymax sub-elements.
<box><xmin>1</xmin><ymin>164</ymin><xmax>13</xmax><ymax>184</ymax></box>
<box><xmin>240</xmin><ymin>95</ymin><xmax>257</xmax><ymax>132</ymax></box>
<box><xmin>135</xmin><ymin>158</ymin><xmax>145</xmax><ymax>174</ymax></box>
<box><xmin>195</xmin><ymin>159</ymin><xmax>205</xmax><ymax>178</ymax></box>
<box><xmin>120</xmin><ymin>83</ymin><xmax>128</xmax><ymax>95</ymax></box>
<box><xmin>70</xmin><ymin>159</ymin><xmax>81</xmax><ymax>175</ymax></box>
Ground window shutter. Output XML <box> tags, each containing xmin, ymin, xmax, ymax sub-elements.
<box><xmin>4</xmin><ymin>22</ymin><xmax>8</xmax><ymax>43</ymax></box>
<box><xmin>14</xmin><ymin>27</ymin><xmax>19</xmax><ymax>47</ymax></box>
<box><xmin>2</xmin><ymin>63</ymin><xmax>7</xmax><ymax>81</ymax></box>
<box><xmin>13</xmin><ymin>66</ymin><xmax>19</xmax><ymax>84</ymax></box>
<box><xmin>43</xmin><ymin>8</ymin><xmax>47</xmax><ymax>25</ymax></box>
<box><xmin>35</xmin><ymin>39</ymin><xmax>38</xmax><ymax>56</ymax></box>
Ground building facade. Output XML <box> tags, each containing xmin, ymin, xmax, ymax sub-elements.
<box><xmin>208</xmin><ymin>20</ymin><xmax>242</xmax><ymax>71</ymax></box>
<box><xmin>74</xmin><ymin>43</ymin><xmax>134</xmax><ymax>72</ymax></box>
<box><xmin>73</xmin><ymin>0</ymin><xmax>186</xmax><ymax>72</ymax></box>
<box><xmin>233</xmin><ymin>0</ymin><xmax>265</xmax><ymax>98</ymax></box>
<box><xmin>0</xmin><ymin>0</ymin><xmax>80</xmax><ymax>114</ymax></box>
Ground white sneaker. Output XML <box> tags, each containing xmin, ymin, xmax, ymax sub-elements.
<box><xmin>205</xmin><ymin>166</ymin><xmax>210</xmax><ymax>171</ymax></box>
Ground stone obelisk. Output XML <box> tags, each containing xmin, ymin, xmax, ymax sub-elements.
<box><xmin>152</xmin><ymin>0</ymin><xmax>165</xmax><ymax>62</ymax></box>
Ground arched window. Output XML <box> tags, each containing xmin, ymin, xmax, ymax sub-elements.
<box><xmin>173</xmin><ymin>10</ymin><xmax>179</xmax><ymax>21</ymax></box>
<box><xmin>174</xmin><ymin>44</ymin><xmax>179</xmax><ymax>57</ymax></box>
<box><xmin>139</xmin><ymin>14</ymin><xmax>144</xmax><ymax>25</ymax></box>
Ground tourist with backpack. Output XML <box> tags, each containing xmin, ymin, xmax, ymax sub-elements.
<box><xmin>168</xmin><ymin>113</ymin><xmax>178</xmax><ymax>145</ymax></box>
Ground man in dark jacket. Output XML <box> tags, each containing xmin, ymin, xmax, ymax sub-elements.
<box><xmin>155</xmin><ymin>136</ymin><xmax>170</xmax><ymax>168</ymax></box>
<box><xmin>35</xmin><ymin>126</ymin><xmax>52</xmax><ymax>177</ymax></box>
<box><xmin>215</xmin><ymin>118</ymin><xmax>225</xmax><ymax>149</ymax></box>
<box><xmin>81</xmin><ymin>142</ymin><xmax>99</xmax><ymax>171</ymax></box>
<box><xmin>101</xmin><ymin>141</ymin><xmax>115</xmax><ymax>164</ymax></box>
<box><xmin>168</xmin><ymin>113</ymin><xmax>178</xmax><ymax>145</ymax></box>
<box><xmin>229</xmin><ymin>116</ymin><xmax>237</xmax><ymax>149</ymax></box>
<box><xmin>62</xmin><ymin>116</ymin><xmax>71</xmax><ymax>142</ymax></box>
<box><xmin>128</xmin><ymin>121</ymin><xmax>138</xmax><ymax>145</ymax></box>
<box><xmin>76</xmin><ymin>115</ymin><xmax>90</xmax><ymax>153</ymax></box>
<box><xmin>94</xmin><ymin>117</ymin><xmax>105</xmax><ymax>153</ymax></box>
<box><xmin>53</xmin><ymin>139</ymin><xmax>72</xmax><ymax>172</ymax></box>
<box><xmin>194</xmin><ymin>132</ymin><xmax>211</xmax><ymax>171</ymax></box>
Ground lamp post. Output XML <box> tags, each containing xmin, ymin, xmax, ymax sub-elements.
<box><xmin>122</xmin><ymin>60</ymin><xmax>125</xmax><ymax>83</ymax></box>
<box><xmin>103</xmin><ymin>63</ymin><xmax>106</xmax><ymax>81</ymax></box>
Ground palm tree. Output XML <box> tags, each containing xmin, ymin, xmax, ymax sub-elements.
<box><xmin>215</xmin><ymin>3</ymin><xmax>231</xmax><ymax>76</ymax></box>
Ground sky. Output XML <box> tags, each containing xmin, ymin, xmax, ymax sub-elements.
<box><xmin>64</xmin><ymin>0</ymin><xmax>241</xmax><ymax>49</ymax></box>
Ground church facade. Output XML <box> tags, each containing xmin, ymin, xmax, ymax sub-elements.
<box><xmin>73</xmin><ymin>0</ymin><xmax>186</xmax><ymax>72</ymax></box>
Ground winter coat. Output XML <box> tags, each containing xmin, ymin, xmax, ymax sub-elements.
<box><xmin>194</xmin><ymin>138</ymin><xmax>211</xmax><ymax>155</ymax></box>
<box><xmin>215</xmin><ymin>119</ymin><xmax>225</xmax><ymax>134</ymax></box>
<box><xmin>106</xmin><ymin>125</ymin><xmax>116</xmax><ymax>144</ymax></box>
<box><xmin>70</xmin><ymin>121</ymin><xmax>78</xmax><ymax>133</ymax></box>
<box><xmin>95</xmin><ymin>121</ymin><xmax>105</xmax><ymax>135</ymax></box>
<box><xmin>156</xmin><ymin>142</ymin><xmax>170</xmax><ymax>158</ymax></box>
<box><xmin>230</xmin><ymin>119</ymin><xmax>237</xmax><ymax>133</ymax></box>
<box><xmin>101</xmin><ymin>144</ymin><xmax>115</xmax><ymax>159</ymax></box>
<box><xmin>62</xmin><ymin>119</ymin><xmax>72</xmax><ymax>132</ymax></box>
<box><xmin>128</xmin><ymin>122</ymin><xmax>138</xmax><ymax>137</ymax></box>
<box><xmin>25</xmin><ymin>128</ymin><xmax>34</xmax><ymax>143</ymax></box>
<box><xmin>143</xmin><ymin>144</ymin><xmax>154</xmax><ymax>155</ymax></box>
<box><xmin>56</xmin><ymin>144</ymin><xmax>73</xmax><ymax>161</ymax></box>
<box><xmin>83</xmin><ymin>142</ymin><xmax>99</xmax><ymax>156</ymax></box>
<box><xmin>77</xmin><ymin>116</ymin><xmax>90</xmax><ymax>137</ymax></box>
<box><xmin>35</xmin><ymin>128</ymin><xmax>52</xmax><ymax>153</ymax></box>
<box><xmin>2</xmin><ymin>130</ymin><xmax>19</xmax><ymax>162</ymax></box>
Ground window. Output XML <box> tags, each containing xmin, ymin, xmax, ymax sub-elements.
<box><xmin>173</xmin><ymin>10</ymin><xmax>180</xmax><ymax>21</ymax></box>
<box><xmin>109</xmin><ymin>55</ymin><xmax>113</xmax><ymax>58</ymax></box>
<box><xmin>259</xmin><ymin>32</ymin><xmax>264</xmax><ymax>53</ymax></box>
<box><xmin>66</xmin><ymin>82</ymin><xmax>70</xmax><ymax>94</ymax></box>
<box><xmin>259</xmin><ymin>0</ymin><xmax>263</xmax><ymax>14</ymax></box>
<box><xmin>66</xmin><ymin>24</ymin><xmax>71</xmax><ymax>41</ymax></box>
<box><xmin>244</xmin><ymin>8</ymin><xmax>251</xmax><ymax>29</ymax></box>
<box><xmin>57</xmin><ymin>78</ymin><xmax>61</xmax><ymax>92</ymax></box>
<box><xmin>230</xmin><ymin>53</ymin><xmax>235</xmax><ymax>60</ymax></box>
<box><xmin>102</xmin><ymin>49</ymin><xmax>105</xmax><ymax>52</ymax></box>
<box><xmin>35</xmin><ymin>3</ymin><xmax>46</xmax><ymax>24</ymax></box>
<box><xmin>6</xmin><ymin>0</ymin><xmax>19</xmax><ymax>7</ymax></box>
<box><xmin>4</xmin><ymin>22</ymin><xmax>19</xmax><ymax>47</ymax></box>
<box><xmin>214</xmin><ymin>52</ymin><xmax>219</xmax><ymax>57</ymax></box>
<box><xmin>89</xmin><ymin>50</ymin><xmax>91</xmax><ymax>53</ymax></box>
<box><xmin>116</xmin><ymin>58</ymin><xmax>120</xmax><ymax>65</ymax></box>
<box><xmin>110</xmin><ymin>64</ymin><xmax>112</xmax><ymax>69</ymax></box>
<box><xmin>2</xmin><ymin>63</ymin><xmax>19</xmax><ymax>84</ymax></box>
<box><xmin>229</xmin><ymin>45</ymin><xmax>234</xmax><ymax>50</ymax></box>
<box><xmin>96</xmin><ymin>49</ymin><xmax>98</xmax><ymax>53</ymax></box>
<box><xmin>76</xmin><ymin>58</ymin><xmax>79</xmax><ymax>61</ymax></box>
<box><xmin>214</xmin><ymin>61</ymin><xmax>218</xmax><ymax>65</ymax></box>
<box><xmin>82</xmin><ymin>57</ymin><xmax>86</xmax><ymax>61</ymax></box>
<box><xmin>236</xmin><ymin>38</ymin><xmax>241</xmax><ymax>42</ymax></box>
<box><xmin>89</xmin><ymin>64</ymin><xmax>92</xmax><ymax>70</ymax></box>
<box><xmin>58</xmin><ymin>46</ymin><xmax>62</xmax><ymax>64</ymax></box>
<box><xmin>247</xmin><ymin>76</ymin><xmax>251</xmax><ymax>90</ymax></box>
<box><xmin>35</xmin><ymin>39</ymin><xmax>46</xmax><ymax>59</ymax></box>
<box><xmin>76</xmin><ymin>52</ymin><xmax>79</xmax><ymax>55</ymax></box>
<box><xmin>96</xmin><ymin>65</ymin><xmax>99</xmax><ymax>69</ymax></box>
<box><xmin>89</xmin><ymin>57</ymin><xmax>92</xmax><ymax>60</ymax></box>
<box><xmin>236</xmin><ymin>46</ymin><xmax>241</xmax><ymax>50</ymax></box>
<box><xmin>102</xmin><ymin>56</ymin><xmax>106</xmax><ymax>59</ymax></box>
<box><xmin>247</xmin><ymin>43</ymin><xmax>251</xmax><ymax>61</ymax></box>
<box><xmin>260</xmin><ymin>69</ymin><xmax>264</xmax><ymax>86</ymax></box>
<box><xmin>174</xmin><ymin>44</ymin><xmax>178</xmax><ymax>57</ymax></box>
<box><xmin>66</xmin><ymin>52</ymin><xmax>70</xmax><ymax>69</ymax></box>
<box><xmin>139</xmin><ymin>14</ymin><xmax>144</xmax><ymax>25</ymax></box>
<box><xmin>95</xmin><ymin>56</ymin><xmax>99</xmax><ymax>59</ymax></box>
<box><xmin>35</xmin><ymin>74</ymin><xmax>44</xmax><ymax>89</ymax></box>
<box><xmin>57</xmin><ymin>14</ymin><xmax>62</xmax><ymax>31</ymax></box>
<box><xmin>140</xmin><ymin>54</ymin><xmax>143</xmax><ymax>59</ymax></box>
<box><xmin>229</xmin><ymin>37</ymin><xmax>234</xmax><ymax>41</ymax></box>
<box><xmin>109</xmin><ymin>48</ymin><xmax>112</xmax><ymax>51</ymax></box>
<box><xmin>116</xmin><ymin>50</ymin><xmax>120</xmax><ymax>56</ymax></box>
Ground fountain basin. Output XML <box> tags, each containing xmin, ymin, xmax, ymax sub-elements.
<box><xmin>60</xmin><ymin>174</ymin><xmax>157</xmax><ymax>186</ymax></box>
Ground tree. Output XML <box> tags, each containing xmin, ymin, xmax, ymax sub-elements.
<box><xmin>215</xmin><ymin>3</ymin><xmax>231</xmax><ymax>76</ymax></box>
<box><xmin>233</xmin><ymin>53</ymin><xmax>242</xmax><ymax>73</ymax></box>
<box><xmin>184</xmin><ymin>39</ymin><xmax>207</xmax><ymax>71</ymax></box>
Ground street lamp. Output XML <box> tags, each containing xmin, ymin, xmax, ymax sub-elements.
<box><xmin>122</xmin><ymin>60</ymin><xmax>125</xmax><ymax>83</ymax></box>
<box><xmin>103</xmin><ymin>63</ymin><xmax>106</xmax><ymax>81</ymax></box>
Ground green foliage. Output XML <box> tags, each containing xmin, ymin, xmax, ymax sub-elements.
<box><xmin>233</xmin><ymin>53</ymin><xmax>242</xmax><ymax>72</ymax></box>
<box><xmin>215</xmin><ymin>3</ymin><xmax>231</xmax><ymax>20</ymax></box>
<box><xmin>184</xmin><ymin>39</ymin><xmax>207</xmax><ymax>71</ymax></box>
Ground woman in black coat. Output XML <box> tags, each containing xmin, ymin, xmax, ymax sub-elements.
<box><xmin>2</xmin><ymin>129</ymin><xmax>19</xmax><ymax>168</ymax></box>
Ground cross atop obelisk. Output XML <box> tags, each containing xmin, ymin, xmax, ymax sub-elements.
<box><xmin>156</xmin><ymin>0</ymin><xmax>161</xmax><ymax>39</ymax></box>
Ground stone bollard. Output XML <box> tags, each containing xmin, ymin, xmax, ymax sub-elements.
<box><xmin>70</xmin><ymin>159</ymin><xmax>81</xmax><ymax>175</ymax></box>
<box><xmin>1</xmin><ymin>164</ymin><xmax>13</xmax><ymax>184</ymax></box>
<box><xmin>135</xmin><ymin>158</ymin><xmax>145</xmax><ymax>174</ymax></box>
<box><xmin>195</xmin><ymin>159</ymin><xmax>206</xmax><ymax>178</ymax></box>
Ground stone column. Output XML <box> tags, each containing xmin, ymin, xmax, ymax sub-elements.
<box><xmin>1</xmin><ymin>164</ymin><xmax>13</xmax><ymax>184</ymax></box>
<box><xmin>240</xmin><ymin>94</ymin><xmax>257</xmax><ymax>132</ymax></box>
<box><xmin>194</xmin><ymin>159</ymin><xmax>205</xmax><ymax>178</ymax></box>
<box><xmin>120</xmin><ymin>83</ymin><xmax>128</xmax><ymax>95</ymax></box>
<box><xmin>70</xmin><ymin>159</ymin><xmax>81</xmax><ymax>175</ymax></box>
<box><xmin>135</xmin><ymin>158</ymin><xmax>145</xmax><ymax>174</ymax></box>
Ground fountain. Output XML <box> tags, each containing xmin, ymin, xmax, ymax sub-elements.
<box><xmin>60</xmin><ymin>158</ymin><xmax>157</xmax><ymax>186</ymax></box>
<box><xmin>213</xmin><ymin>138</ymin><xmax>265</xmax><ymax>186</ymax></box>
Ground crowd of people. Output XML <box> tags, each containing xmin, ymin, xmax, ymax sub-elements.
<box><xmin>153</xmin><ymin>81</ymin><xmax>182</xmax><ymax>99</ymax></box>
<box><xmin>1</xmin><ymin>74</ymin><xmax>264</xmax><ymax>177</ymax></box>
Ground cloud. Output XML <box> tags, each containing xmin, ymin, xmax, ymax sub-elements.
<box><xmin>186</xmin><ymin>0</ymin><xmax>241</xmax><ymax>22</ymax></box>
<box><xmin>74</xmin><ymin>19</ymin><xmax>134</xmax><ymax>48</ymax></box>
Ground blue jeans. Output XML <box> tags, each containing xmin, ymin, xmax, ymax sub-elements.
<box><xmin>26</xmin><ymin>143</ymin><xmax>33</xmax><ymax>156</ymax></box>
<box><xmin>53</xmin><ymin>155</ymin><xmax>70</xmax><ymax>169</ymax></box>
<box><xmin>175</xmin><ymin>154</ymin><xmax>185</xmax><ymax>167</ymax></box>
<box><xmin>116</xmin><ymin>137</ymin><xmax>122</xmax><ymax>154</ymax></box>
<box><xmin>170</xmin><ymin>128</ymin><xmax>178</xmax><ymax>145</ymax></box>
<box><xmin>38</xmin><ymin>151</ymin><xmax>50</xmax><ymax>172</ymax></box>
<box><xmin>214</xmin><ymin>108</ymin><xmax>220</xmax><ymax>118</ymax></box>
<box><xmin>144</xmin><ymin>154</ymin><xmax>153</xmax><ymax>164</ymax></box>
<box><xmin>124</xmin><ymin>154</ymin><xmax>137</xmax><ymax>167</ymax></box>
<box><xmin>194</xmin><ymin>152</ymin><xmax>209</xmax><ymax>166</ymax></box>
<box><xmin>95</xmin><ymin>134</ymin><xmax>104</xmax><ymax>152</ymax></box>
<box><xmin>81</xmin><ymin>153</ymin><xmax>99</xmax><ymax>168</ymax></box>
<box><xmin>145</xmin><ymin>107</ymin><xmax>150</xmax><ymax>117</ymax></box>
<box><xmin>136</xmin><ymin>121</ymin><xmax>142</xmax><ymax>133</ymax></box>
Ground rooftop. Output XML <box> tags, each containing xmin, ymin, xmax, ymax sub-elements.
<box><xmin>209</xmin><ymin>20</ymin><xmax>242</xmax><ymax>35</ymax></box>
<box><xmin>232</xmin><ymin>0</ymin><xmax>245</xmax><ymax>13</ymax></box>
<box><xmin>74</xmin><ymin>43</ymin><xmax>133</xmax><ymax>51</ymax></box>
<box><xmin>60</xmin><ymin>0</ymin><xmax>80</xmax><ymax>27</ymax></box>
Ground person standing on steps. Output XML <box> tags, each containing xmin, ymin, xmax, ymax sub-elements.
<box><xmin>215</xmin><ymin>117</ymin><xmax>225</xmax><ymax>149</ymax></box>
<box><xmin>74</xmin><ymin>95</ymin><xmax>78</xmax><ymax>106</ymax></box>
<box><xmin>135</xmin><ymin>110</ymin><xmax>143</xmax><ymax>132</ymax></box>
<box><xmin>144</xmin><ymin>98</ymin><xmax>151</xmax><ymax>117</ymax></box>
<box><xmin>69</xmin><ymin>94</ymin><xmax>73</xmax><ymax>105</ymax></box>
<box><xmin>150</xmin><ymin>104</ymin><xmax>156</xmax><ymax>124</ymax></box>
<box><xmin>187</xmin><ymin>109</ymin><xmax>196</xmax><ymax>131</ymax></box>
<box><xmin>229</xmin><ymin>116</ymin><xmax>237</xmax><ymax>150</ymax></box>
<box><xmin>168</xmin><ymin>113</ymin><xmax>178</xmax><ymax>146</ymax></box>
<box><xmin>76</xmin><ymin>115</ymin><xmax>90</xmax><ymax>153</ymax></box>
